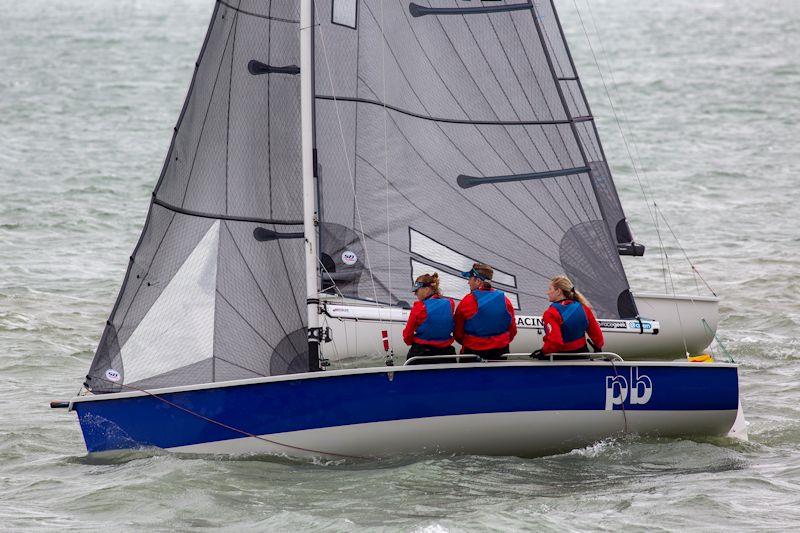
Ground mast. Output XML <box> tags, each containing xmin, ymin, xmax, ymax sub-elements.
<box><xmin>300</xmin><ymin>0</ymin><xmax>321</xmax><ymax>371</ymax></box>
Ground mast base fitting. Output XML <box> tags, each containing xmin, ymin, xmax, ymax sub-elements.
<box><xmin>308</xmin><ymin>327</ymin><xmax>330</xmax><ymax>343</ymax></box>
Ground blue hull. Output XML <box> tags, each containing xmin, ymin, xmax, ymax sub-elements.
<box><xmin>72</xmin><ymin>362</ymin><xmax>739</xmax><ymax>456</ymax></box>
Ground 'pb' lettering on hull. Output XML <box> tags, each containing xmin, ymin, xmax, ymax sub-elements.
<box><xmin>605</xmin><ymin>367</ymin><xmax>653</xmax><ymax>410</ymax></box>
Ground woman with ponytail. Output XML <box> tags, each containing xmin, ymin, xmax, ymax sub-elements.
<box><xmin>403</xmin><ymin>273</ymin><xmax>457</xmax><ymax>360</ymax></box>
<box><xmin>536</xmin><ymin>275</ymin><xmax>604</xmax><ymax>356</ymax></box>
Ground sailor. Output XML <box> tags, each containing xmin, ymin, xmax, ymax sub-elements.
<box><xmin>454</xmin><ymin>263</ymin><xmax>517</xmax><ymax>360</ymax></box>
<box><xmin>534</xmin><ymin>275</ymin><xmax>604</xmax><ymax>357</ymax></box>
<box><xmin>403</xmin><ymin>273</ymin><xmax>457</xmax><ymax>360</ymax></box>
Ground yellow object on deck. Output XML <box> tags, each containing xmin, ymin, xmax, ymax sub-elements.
<box><xmin>688</xmin><ymin>354</ymin><xmax>715</xmax><ymax>363</ymax></box>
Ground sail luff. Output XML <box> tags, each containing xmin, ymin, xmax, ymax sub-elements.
<box><xmin>527</xmin><ymin>3</ymin><xmax>604</xmax><ymax>224</ymax></box>
<box><xmin>84</xmin><ymin>3</ymin><xmax>225</xmax><ymax>392</ymax></box>
<box><xmin>543</xmin><ymin>0</ymin><xmax>644</xmax><ymax>256</ymax></box>
<box><xmin>96</xmin><ymin>3</ymin><xmax>222</xmax><ymax>341</ymax></box>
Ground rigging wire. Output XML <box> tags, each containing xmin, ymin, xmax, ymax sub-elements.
<box><xmin>569</xmin><ymin>0</ymin><xmax>674</xmax><ymax>290</ymax></box>
<box><xmin>380</xmin><ymin>0</ymin><xmax>395</xmax><ymax>365</ymax></box>
<box><xmin>654</xmin><ymin>203</ymin><xmax>717</xmax><ymax>296</ymax></box>
<box><xmin>316</xmin><ymin>254</ymin><xmax>352</xmax><ymax>370</ymax></box>
<box><xmin>574</xmin><ymin>0</ymin><xmax>718</xmax><ymax>298</ymax></box>
<box><xmin>569</xmin><ymin>0</ymin><xmax>659</xmax><ymax>226</ymax></box>
<box><xmin>312</xmin><ymin>0</ymin><xmax>388</xmax><ymax>345</ymax></box>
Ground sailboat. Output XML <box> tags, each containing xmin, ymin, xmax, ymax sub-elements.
<box><xmin>58</xmin><ymin>0</ymin><xmax>745</xmax><ymax>458</ymax></box>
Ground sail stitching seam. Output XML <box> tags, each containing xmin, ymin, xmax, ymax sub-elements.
<box><xmin>504</xmin><ymin>11</ymin><xmax>597</xmax><ymax>223</ymax></box>
<box><xmin>179</xmin><ymin>10</ymin><xmax>238</xmax><ymax>209</ymax></box>
<box><xmin>221</xmin><ymin>221</ymin><xmax>302</xmax><ymax>357</ymax></box>
<box><xmin>355</xmin><ymin>153</ymin><xmax>558</xmax><ymax>279</ymax></box>
<box><xmin>153</xmin><ymin>197</ymin><xmax>303</xmax><ymax>225</ymax></box>
<box><xmin>368</xmin><ymin>5</ymin><xmax>580</xmax><ymax>247</ymax></box>
<box><xmin>479</xmin><ymin>12</ymin><xmax>598</xmax><ymax>223</ymax></box>
<box><xmin>314</xmin><ymin>95</ymin><xmax>572</xmax><ymax>126</ymax></box>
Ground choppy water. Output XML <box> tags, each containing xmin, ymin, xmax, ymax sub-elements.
<box><xmin>1</xmin><ymin>0</ymin><xmax>798</xmax><ymax>530</ymax></box>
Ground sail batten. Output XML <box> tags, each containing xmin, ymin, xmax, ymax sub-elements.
<box><xmin>457</xmin><ymin>166</ymin><xmax>591</xmax><ymax>189</ymax></box>
<box><xmin>409</xmin><ymin>1</ymin><xmax>533</xmax><ymax>18</ymax></box>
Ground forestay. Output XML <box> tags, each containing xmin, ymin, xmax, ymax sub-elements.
<box><xmin>86</xmin><ymin>1</ymin><xmax>309</xmax><ymax>393</ymax></box>
<box><xmin>314</xmin><ymin>0</ymin><xmax>637</xmax><ymax>319</ymax></box>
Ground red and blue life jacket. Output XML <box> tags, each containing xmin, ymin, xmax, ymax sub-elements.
<box><xmin>464</xmin><ymin>290</ymin><xmax>511</xmax><ymax>338</ymax></box>
<box><xmin>415</xmin><ymin>297</ymin><xmax>455</xmax><ymax>343</ymax></box>
<box><xmin>549</xmin><ymin>300</ymin><xmax>589</xmax><ymax>343</ymax></box>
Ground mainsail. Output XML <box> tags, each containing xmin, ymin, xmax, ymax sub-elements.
<box><xmin>86</xmin><ymin>0</ymin><xmax>639</xmax><ymax>393</ymax></box>
<box><xmin>314</xmin><ymin>0</ymin><xmax>637</xmax><ymax>317</ymax></box>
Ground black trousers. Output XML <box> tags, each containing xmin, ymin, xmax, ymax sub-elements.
<box><xmin>534</xmin><ymin>345</ymin><xmax>591</xmax><ymax>360</ymax></box>
<box><xmin>466</xmin><ymin>345</ymin><xmax>510</xmax><ymax>361</ymax></box>
<box><xmin>406</xmin><ymin>343</ymin><xmax>456</xmax><ymax>361</ymax></box>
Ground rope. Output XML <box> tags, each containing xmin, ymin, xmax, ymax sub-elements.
<box><xmin>570</xmin><ymin>1</ymin><xmax>658</xmax><ymax>226</ymax></box>
<box><xmin>606</xmin><ymin>356</ymin><xmax>628</xmax><ymax>434</ymax></box>
<box><xmin>702</xmin><ymin>318</ymin><xmax>735</xmax><ymax>363</ymax></box>
<box><xmin>576</xmin><ymin>1</ymin><xmax>719</xmax><ymax>300</ymax></box>
<box><xmin>654</xmin><ymin>203</ymin><xmax>718</xmax><ymax>296</ymax></box>
<box><xmin>571</xmin><ymin>0</ymin><xmax>672</xmax><ymax>291</ymax></box>
<box><xmin>86</xmin><ymin>375</ymin><xmax>369</xmax><ymax>460</ymax></box>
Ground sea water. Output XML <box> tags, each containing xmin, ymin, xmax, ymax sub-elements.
<box><xmin>1</xmin><ymin>0</ymin><xmax>799</xmax><ymax>530</ymax></box>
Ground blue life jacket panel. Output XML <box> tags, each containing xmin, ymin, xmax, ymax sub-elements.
<box><xmin>415</xmin><ymin>297</ymin><xmax>454</xmax><ymax>342</ymax></box>
<box><xmin>550</xmin><ymin>301</ymin><xmax>589</xmax><ymax>343</ymax></box>
<box><xmin>464</xmin><ymin>290</ymin><xmax>511</xmax><ymax>338</ymax></box>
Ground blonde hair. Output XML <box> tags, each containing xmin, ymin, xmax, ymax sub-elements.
<box><xmin>550</xmin><ymin>275</ymin><xmax>591</xmax><ymax>308</ymax></box>
<box><xmin>415</xmin><ymin>273</ymin><xmax>441</xmax><ymax>296</ymax></box>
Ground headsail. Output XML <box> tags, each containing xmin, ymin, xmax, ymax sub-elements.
<box><xmin>86</xmin><ymin>1</ymin><xmax>308</xmax><ymax>393</ymax></box>
<box><xmin>313</xmin><ymin>0</ymin><xmax>638</xmax><ymax>320</ymax></box>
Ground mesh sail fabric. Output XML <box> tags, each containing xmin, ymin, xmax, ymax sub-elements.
<box><xmin>86</xmin><ymin>1</ymin><xmax>307</xmax><ymax>393</ymax></box>
<box><xmin>314</xmin><ymin>0</ymin><xmax>637</xmax><ymax>320</ymax></box>
<box><xmin>531</xmin><ymin>0</ymin><xmax>637</xmax><ymax>249</ymax></box>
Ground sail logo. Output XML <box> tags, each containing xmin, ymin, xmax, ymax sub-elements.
<box><xmin>341</xmin><ymin>251</ymin><xmax>358</xmax><ymax>265</ymax></box>
<box><xmin>604</xmin><ymin>367</ymin><xmax>652</xmax><ymax>410</ymax></box>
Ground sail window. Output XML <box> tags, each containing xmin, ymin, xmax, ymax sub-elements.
<box><xmin>410</xmin><ymin>228</ymin><xmax>517</xmax><ymax>288</ymax></box>
<box><xmin>332</xmin><ymin>0</ymin><xmax>357</xmax><ymax>29</ymax></box>
<box><xmin>121</xmin><ymin>221</ymin><xmax>221</xmax><ymax>385</ymax></box>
